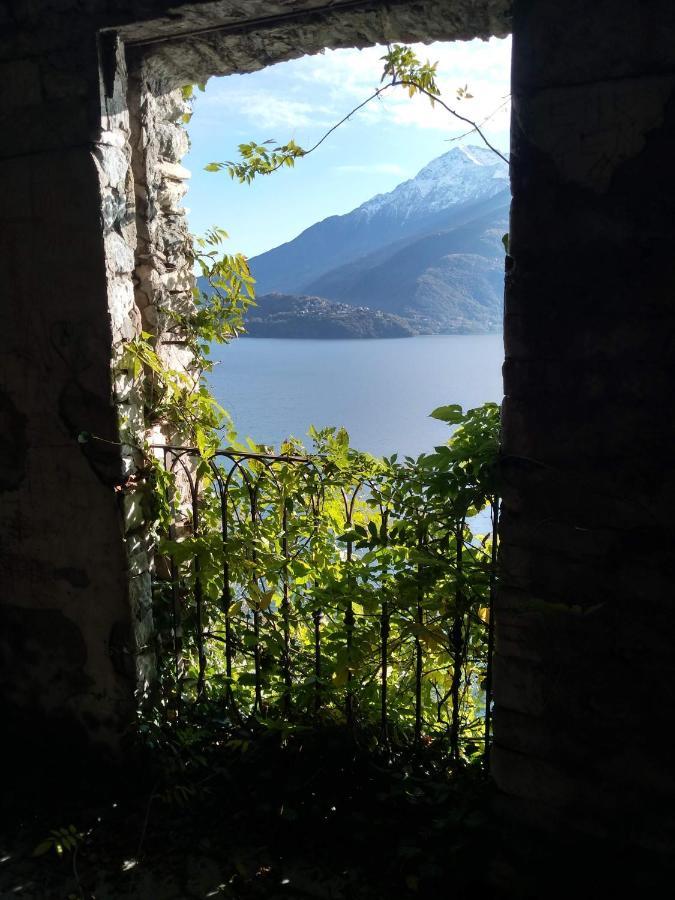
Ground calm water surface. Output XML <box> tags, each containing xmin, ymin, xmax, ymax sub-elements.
<box><xmin>209</xmin><ymin>334</ymin><xmax>504</xmax><ymax>458</ymax></box>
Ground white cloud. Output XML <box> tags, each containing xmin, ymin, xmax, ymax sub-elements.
<box><xmin>328</xmin><ymin>39</ymin><xmax>511</xmax><ymax>137</ymax></box>
<box><xmin>295</xmin><ymin>37</ymin><xmax>511</xmax><ymax>103</ymax></box>
<box><xmin>371</xmin><ymin>83</ymin><xmax>511</xmax><ymax>135</ymax></box>
<box><xmin>198</xmin><ymin>37</ymin><xmax>511</xmax><ymax>142</ymax></box>
<box><xmin>197</xmin><ymin>89</ymin><xmax>338</xmax><ymax>131</ymax></box>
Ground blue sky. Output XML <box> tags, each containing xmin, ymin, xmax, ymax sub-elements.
<box><xmin>184</xmin><ymin>37</ymin><xmax>511</xmax><ymax>259</ymax></box>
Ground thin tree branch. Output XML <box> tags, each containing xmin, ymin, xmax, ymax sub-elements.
<box><xmin>393</xmin><ymin>79</ymin><xmax>510</xmax><ymax>165</ymax></box>
<box><xmin>221</xmin><ymin>72</ymin><xmax>509</xmax><ymax>182</ymax></box>
<box><xmin>445</xmin><ymin>97</ymin><xmax>511</xmax><ymax>145</ymax></box>
<box><xmin>302</xmin><ymin>83</ymin><xmax>393</xmax><ymax>159</ymax></box>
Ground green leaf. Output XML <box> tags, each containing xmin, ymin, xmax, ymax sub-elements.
<box><xmin>32</xmin><ymin>840</ymin><xmax>53</xmax><ymax>857</ymax></box>
<box><xmin>429</xmin><ymin>404</ymin><xmax>464</xmax><ymax>424</ymax></box>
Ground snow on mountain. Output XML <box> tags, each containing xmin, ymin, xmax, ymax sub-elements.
<box><xmin>246</xmin><ymin>144</ymin><xmax>510</xmax><ymax>321</ymax></box>
<box><xmin>355</xmin><ymin>145</ymin><xmax>509</xmax><ymax>222</ymax></box>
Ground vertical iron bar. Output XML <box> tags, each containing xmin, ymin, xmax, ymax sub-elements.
<box><xmin>281</xmin><ymin>503</ymin><xmax>292</xmax><ymax>713</ymax></box>
<box><xmin>484</xmin><ymin>496</ymin><xmax>500</xmax><ymax>767</ymax></box>
<box><xmin>379</xmin><ymin>510</ymin><xmax>389</xmax><ymax>743</ymax></box>
<box><xmin>219</xmin><ymin>469</ymin><xmax>236</xmax><ymax>716</ymax></box>
<box><xmin>341</xmin><ymin>485</ymin><xmax>361</xmax><ymax>728</ymax></box>
<box><xmin>345</xmin><ymin>532</ymin><xmax>354</xmax><ymax>727</ymax></box>
<box><xmin>192</xmin><ymin>475</ymin><xmax>206</xmax><ymax>701</ymax></box>
<box><xmin>414</xmin><ymin>559</ymin><xmax>424</xmax><ymax>744</ymax></box>
<box><xmin>310</xmin><ymin>494</ymin><xmax>322</xmax><ymax>716</ymax></box>
<box><xmin>251</xmin><ymin>488</ymin><xmax>262</xmax><ymax>715</ymax></box>
<box><xmin>166</xmin><ymin>452</ymin><xmax>183</xmax><ymax>709</ymax></box>
<box><xmin>313</xmin><ymin>606</ymin><xmax>322</xmax><ymax>714</ymax></box>
<box><xmin>340</xmin><ymin>486</ymin><xmax>358</xmax><ymax>727</ymax></box>
<box><xmin>449</xmin><ymin>519</ymin><xmax>465</xmax><ymax>762</ymax></box>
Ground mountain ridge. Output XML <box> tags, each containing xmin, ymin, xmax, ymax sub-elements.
<box><xmin>248</xmin><ymin>145</ymin><xmax>509</xmax><ymax>300</ymax></box>
<box><xmin>198</xmin><ymin>145</ymin><xmax>510</xmax><ymax>338</ymax></box>
<box><xmin>302</xmin><ymin>188</ymin><xmax>508</xmax><ymax>332</ymax></box>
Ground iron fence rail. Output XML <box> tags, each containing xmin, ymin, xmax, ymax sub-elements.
<box><xmin>153</xmin><ymin>443</ymin><xmax>498</xmax><ymax>759</ymax></box>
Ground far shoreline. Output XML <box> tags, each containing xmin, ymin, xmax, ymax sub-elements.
<box><xmin>239</xmin><ymin>329</ymin><xmax>503</xmax><ymax>341</ymax></box>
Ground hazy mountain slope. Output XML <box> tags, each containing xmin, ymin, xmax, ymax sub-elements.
<box><xmin>249</xmin><ymin>145</ymin><xmax>509</xmax><ymax>296</ymax></box>
<box><xmin>303</xmin><ymin>190</ymin><xmax>509</xmax><ymax>332</ymax></box>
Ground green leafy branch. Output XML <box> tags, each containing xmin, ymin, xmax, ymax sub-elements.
<box><xmin>204</xmin><ymin>44</ymin><xmax>508</xmax><ymax>183</ymax></box>
<box><xmin>205</xmin><ymin>139</ymin><xmax>307</xmax><ymax>182</ymax></box>
<box><xmin>33</xmin><ymin>825</ymin><xmax>84</xmax><ymax>858</ymax></box>
<box><xmin>120</xmin><ymin>227</ymin><xmax>256</xmax><ymax>458</ymax></box>
<box><xmin>382</xmin><ymin>45</ymin><xmax>509</xmax><ymax>165</ymax></box>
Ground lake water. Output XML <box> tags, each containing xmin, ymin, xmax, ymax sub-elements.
<box><xmin>209</xmin><ymin>334</ymin><xmax>504</xmax><ymax>458</ymax></box>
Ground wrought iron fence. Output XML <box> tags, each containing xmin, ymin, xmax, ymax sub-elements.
<box><xmin>152</xmin><ymin>440</ymin><xmax>499</xmax><ymax>761</ymax></box>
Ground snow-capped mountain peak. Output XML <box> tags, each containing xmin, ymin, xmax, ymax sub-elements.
<box><xmin>357</xmin><ymin>144</ymin><xmax>508</xmax><ymax>221</ymax></box>
<box><xmin>248</xmin><ymin>143</ymin><xmax>510</xmax><ymax>305</ymax></box>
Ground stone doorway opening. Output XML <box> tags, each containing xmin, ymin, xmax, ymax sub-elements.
<box><xmin>95</xmin><ymin>1</ymin><xmax>512</xmax><ymax>740</ymax></box>
<box><xmin>71</xmin><ymin>6</ymin><xmax>513</xmax><ymax>894</ymax></box>
<box><xmin>6</xmin><ymin>0</ymin><xmax>675</xmax><ymax>895</ymax></box>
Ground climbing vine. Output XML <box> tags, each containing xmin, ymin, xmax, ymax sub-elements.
<box><xmin>118</xmin><ymin>44</ymin><xmax>503</xmax><ymax>764</ymax></box>
<box><xmin>204</xmin><ymin>44</ymin><xmax>509</xmax><ymax>182</ymax></box>
<box><xmin>121</xmin><ymin>225</ymin><xmax>255</xmax><ymax>456</ymax></box>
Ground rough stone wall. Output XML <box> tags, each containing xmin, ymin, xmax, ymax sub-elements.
<box><xmin>97</xmin><ymin>36</ymin><xmax>157</xmax><ymax>702</ymax></box>
<box><xmin>494</xmin><ymin>0</ymin><xmax>675</xmax><ymax>886</ymax></box>
<box><xmin>129</xmin><ymin>0</ymin><xmax>510</xmax><ymax>85</ymax></box>
<box><xmin>0</xmin><ymin>22</ymin><xmax>137</xmax><ymax>758</ymax></box>
<box><xmin>0</xmin><ymin>9</ymin><xmax>198</xmax><ymax>759</ymax></box>
<box><xmin>130</xmin><ymin>80</ymin><xmax>195</xmax><ymax>393</ymax></box>
<box><xmin>119</xmin><ymin>0</ymin><xmax>509</xmax><ymax>49</ymax></box>
<box><xmin>5</xmin><ymin>0</ymin><xmax>675</xmax><ymax>879</ymax></box>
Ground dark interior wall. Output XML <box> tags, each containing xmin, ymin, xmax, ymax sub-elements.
<box><xmin>6</xmin><ymin>0</ymin><xmax>675</xmax><ymax>871</ymax></box>
<box><xmin>494</xmin><ymin>0</ymin><xmax>675</xmax><ymax>880</ymax></box>
<box><xmin>0</xmin><ymin>20</ymin><xmax>138</xmax><ymax>754</ymax></box>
